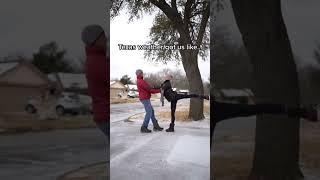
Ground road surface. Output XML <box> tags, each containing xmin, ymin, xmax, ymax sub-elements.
<box><xmin>0</xmin><ymin>99</ymin><xmax>209</xmax><ymax>180</ymax></box>
<box><xmin>0</xmin><ymin>129</ymin><xmax>106</xmax><ymax>180</ymax></box>
<box><xmin>110</xmin><ymin>100</ymin><xmax>210</xmax><ymax>180</ymax></box>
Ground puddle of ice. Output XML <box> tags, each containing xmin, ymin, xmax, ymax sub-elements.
<box><xmin>167</xmin><ymin>135</ymin><xmax>210</xmax><ymax>167</ymax></box>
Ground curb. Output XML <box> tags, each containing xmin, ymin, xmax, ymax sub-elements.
<box><xmin>126</xmin><ymin>112</ymin><xmax>145</xmax><ymax>122</ymax></box>
<box><xmin>56</xmin><ymin>161</ymin><xmax>108</xmax><ymax>180</ymax></box>
<box><xmin>110</xmin><ymin>112</ymin><xmax>145</xmax><ymax>124</ymax></box>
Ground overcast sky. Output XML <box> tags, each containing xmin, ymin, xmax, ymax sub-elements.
<box><xmin>215</xmin><ymin>0</ymin><xmax>320</xmax><ymax>67</ymax></box>
<box><xmin>1</xmin><ymin>0</ymin><xmax>318</xmax><ymax>79</ymax></box>
<box><xmin>0</xmin><ymin>0</ymin><xmax>109</xmax><ymax>61</ymax></box>
<box><xmin>110</xmin><ymin>12</ymin><xmax>210</xmax><ymax>82</ymax></box>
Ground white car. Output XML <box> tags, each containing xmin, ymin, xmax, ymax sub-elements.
<box><xmin>127</xmin><ymin>91</ymin><xmax>139</xmax><ymax>98</ymax></box>
<box><xmin>25</xmin><ymin>92</ymin><xmax>91</xmax><ymax>116</ymax></box>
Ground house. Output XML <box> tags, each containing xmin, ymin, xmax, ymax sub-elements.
<box><xmin>0</xmin><ymin>61</ymin><xmax>53</xmax><ymax>113</ymax></box>
<box><xmin>110</xmin><ymin>81</ymin><xmax>127</xmax><ymax>98</ymax></box>
<box><xmin>215</xmin><ymin>88</ymin><xmax>255</xmax><ymax>104</ymax></box>
<box><xmin>48</xmin><ymin>73</ymin><xmax>88</xmax><ymax>94</ymax></box>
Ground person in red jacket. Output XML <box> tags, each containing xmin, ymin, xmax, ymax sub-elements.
<box><xmin>136</xmin><ymin>69</ymin><xmax>164</xmax><ymax>133</ymax></box>
<box><xmin>81</xmin><ymin>25</ymin><xmax>109</xmax><ymax>136</ymax></box>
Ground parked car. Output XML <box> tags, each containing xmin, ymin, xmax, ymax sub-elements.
<box><xmin>127</xmin><ymin>91</ymin><xmax>139</xmax><ymax>98</ymax></box>
<box><xmin>25</xmin><ymin>92</ymin><xmax>91</xmax><ymax>116</ymax></box>
<box><xmin>78</xmin><ymin>94</ymin><xmax>93</xmax><ymax>114</ymax></box>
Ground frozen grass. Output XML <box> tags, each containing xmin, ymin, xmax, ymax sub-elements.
<box><xmin>0</xmin><ymin>113</ymin><xmax>95</xmax><ymax>133</ymax></box>
<box><xmin>130</xmin><ymin>101</ymin><xmax>210</xmax><ymax>122</ymax></box>
<box><xmin>110</xmin><ymin>98</ymin><xmax>139</xmax><ymax>104</ymax></box>
<box><xmin>58</xmin><ymin>163</ymin><xmax>108</xmax><ymax>180</ymax></box>
<box><xmin>211</xmin><ymin>155</ymin><xmax>251</xmax><ymax>180</ymax></box>
<box><xmin>110</xmin><ymin>97</ymin><xmax>160</xmax><ymax>104</ymax></box>
<box><xmin>211</xmin><ymin>121</ymin><xmax>320</xmax><ymax>179</ymax></box>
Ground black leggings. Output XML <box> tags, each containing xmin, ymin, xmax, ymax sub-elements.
<box><xmin>210</xmin><ymin>102</ymin><xmax>307</xmax><ymax>147</ymax></box>
<box><xmin>213</xmin><ymin>102</ymin><xmax>290</xmax><ymax>123</ymax></box>
<box><xmin>170</xmin><ymin>94</ymin><xmax>204</xmax><ymax>124</ymax></box>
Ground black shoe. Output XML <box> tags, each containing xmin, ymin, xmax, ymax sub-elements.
<box><xmin>153</xmin><ymin>121</ymin><xmax>164</xmax><ymax>131</ymax></box>
<box><xmin>140</xmin><ymin>126</ymin><xmax>152</xmax><ymax>133</ymax></box>
<box><xmin>153</xmin><ymin>125</ymin><xmax>164</xmax><ymax>131</ymax></box>
<box><xmin>166</xmin><ymin>123</ymin><xmax>175</xmax><ymax>132</ymax></box>
<box><xmin>203</xmin><ymin>95</ymin><xmax>210</xmax><ymax>100</ymax></box>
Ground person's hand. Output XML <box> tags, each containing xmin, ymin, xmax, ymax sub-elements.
<box><xmin>160</xmin><ymin>97</ymin><xmax>164</xmax><ymax>106</ymax></box>
<box><xmin>160</xmin><ymin>89</ymin><xmax>164</xmax><ymax>106</ymax></box>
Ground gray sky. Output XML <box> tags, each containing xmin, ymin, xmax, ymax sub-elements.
<box><xmin>215</xmin><ymin>0</ymin><xmax>320</xmax><ymax>67</ymax></box>
<box><xmin>110</xmin><ymin>12</ymin><xmax>210</xmax><ymax>82</ymax></box>
<box><xmin>0</xmin><ymin>0</ymin><xmax>109</xmax><ymax>61</ymax></box>
<box><xmin>1</xmin><ymin>0</ymin><xmax>318</xmax><ymax>79</ymax></box>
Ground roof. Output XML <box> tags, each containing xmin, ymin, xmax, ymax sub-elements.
<box><xmin>50</xmin><ymin>73</ymin><xmax>88</xmax><ymax>89</ymax></box>
<box><xmin>0</xmin><ymin>61</ymin><xmax>52</xmax><ymax>87</ymax></box>
<box><xmin>110</xmin><ymin>81</ymin><xmax>116</xmax><ymax>86</ymax></box>
<box><xmin>0</xmin><ymin>62</ymin><xmax>19</xmax><ymax>76</ymax></box>
<box><xmin>219</xmin><ymin>89</ymin><xmax>254</xmax><ymax>97</ymax></box>
<box><xmin>110</xmin><ymin>81</ymin><xmax>126</xmax><ymax>89</ymax></box>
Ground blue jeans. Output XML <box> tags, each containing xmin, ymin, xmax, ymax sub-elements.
<box><xmin>141</xmin><ymin>99</ymin><xmax>158</xmax><ymax>127</ymax></box>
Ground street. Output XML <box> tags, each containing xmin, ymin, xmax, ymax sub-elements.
<box><xmin>110</xmin><ymin>100</ymin><xmax>210</xmax><ymax>180</ymax></box>
<box><xmin>0</xmin><ymin>128</ymin><xmax>106</xmax><ymax>180</ymax></box>
<box><xmin>0</xmin><ymin>101</ymin><xmax>148</xmax><ymax>180</ymax></box>
<box><xmin>0</xmin><ymin>99</ymin><xmax>210</xmax><ymax>180</ymax></box>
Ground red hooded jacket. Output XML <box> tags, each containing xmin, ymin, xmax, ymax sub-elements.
<box><xmin>85</xmin><ymin>46</ymin><xmax>109</xmax><ymax>123</ymax></box>
<box><xmin>137</xmin><ymin>75</ymin><xmax>160</xmax><ymax>100</ymax></box>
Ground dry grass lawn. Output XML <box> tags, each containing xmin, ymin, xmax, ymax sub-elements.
<box><xmin>211</xmin><ymin>122</ymin><xmax>320</xmax><ymax>179</ymax></box>
<box><xmin>110</xmin><ymin>98</ymin><xmax>139</xmax><ymax>104</ymax></box>
<box><xmin>0</xmin><ymin>113</ymin><xmax>95</xmax><ymax>133</ymax></box>
<box><xmin>130</xmin><ymin>101</ymin><xmax>210</xmax><ymax>122</ymax></box>
<box><xmin>157</xmin><ymin>102</ymin><xmax>210</xmax><ymax>121</ymax></box>
<box><xmin>58</xmin><ymin>162</ymin><xmax>108</xmax><ymax>180</ymax></box>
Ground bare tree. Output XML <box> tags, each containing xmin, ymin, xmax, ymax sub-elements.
<box><xmin>230</xmin><ymin>0</ymin><xmax>303</xmax><ymax>179</ymax></box>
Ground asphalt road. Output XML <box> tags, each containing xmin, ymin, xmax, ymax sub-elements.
<box><xmin>0</xmin><ymin>99</ymin><xmax>208</xmax><ymax>180</ymax></box>
<box><xmin>0</xmin><ymin>128</ymin><xmax>107</xmax><ymax>180</ymax></box>
<box><xmin>110</xmin><ymin>100</ymin><xmax>210</xmax><ymax>180</ymax></box>
<box><xmin>0</xmin><ymin>101</ymin><xmax>144</xmax><ymax>180</ymax></box>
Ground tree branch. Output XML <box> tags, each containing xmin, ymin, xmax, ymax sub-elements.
<box><xmin>196</xmin><ymin>2</ymin><xmax>209</xmax><ymax>48</ymax></box>
<box><xmin>171</xmin><ymin>0</ymin><xmax>178</xmax><ymax>13</ymax></box>
<box><xmin>149</xmin><ymin>0</ymin><xmax>186</xmax><ymax>37</ymax></box>
<box><xmin>149</xmin><ymin>0</ymin><xmax>182</xmax><ymax>23</ymax></box>
<box><xmin>184</xmin><ymin>0</ymin><xmax>195</xmax><ymax>24</ymax></box>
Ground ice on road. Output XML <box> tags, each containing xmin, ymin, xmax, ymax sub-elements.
<box><xmin>167</xmin><ymin>135</ymin><xmax>210</xmax><ymax>167</ymax></box>
<box><xmin>110</xmin><ymin>99</ymin><xmax>210</xmax><ymax>180</ymax></box>
<box><xmin>110</xmin><ymin>120</ymin><xmax>210</xmax><ymax>180</ymax></box>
